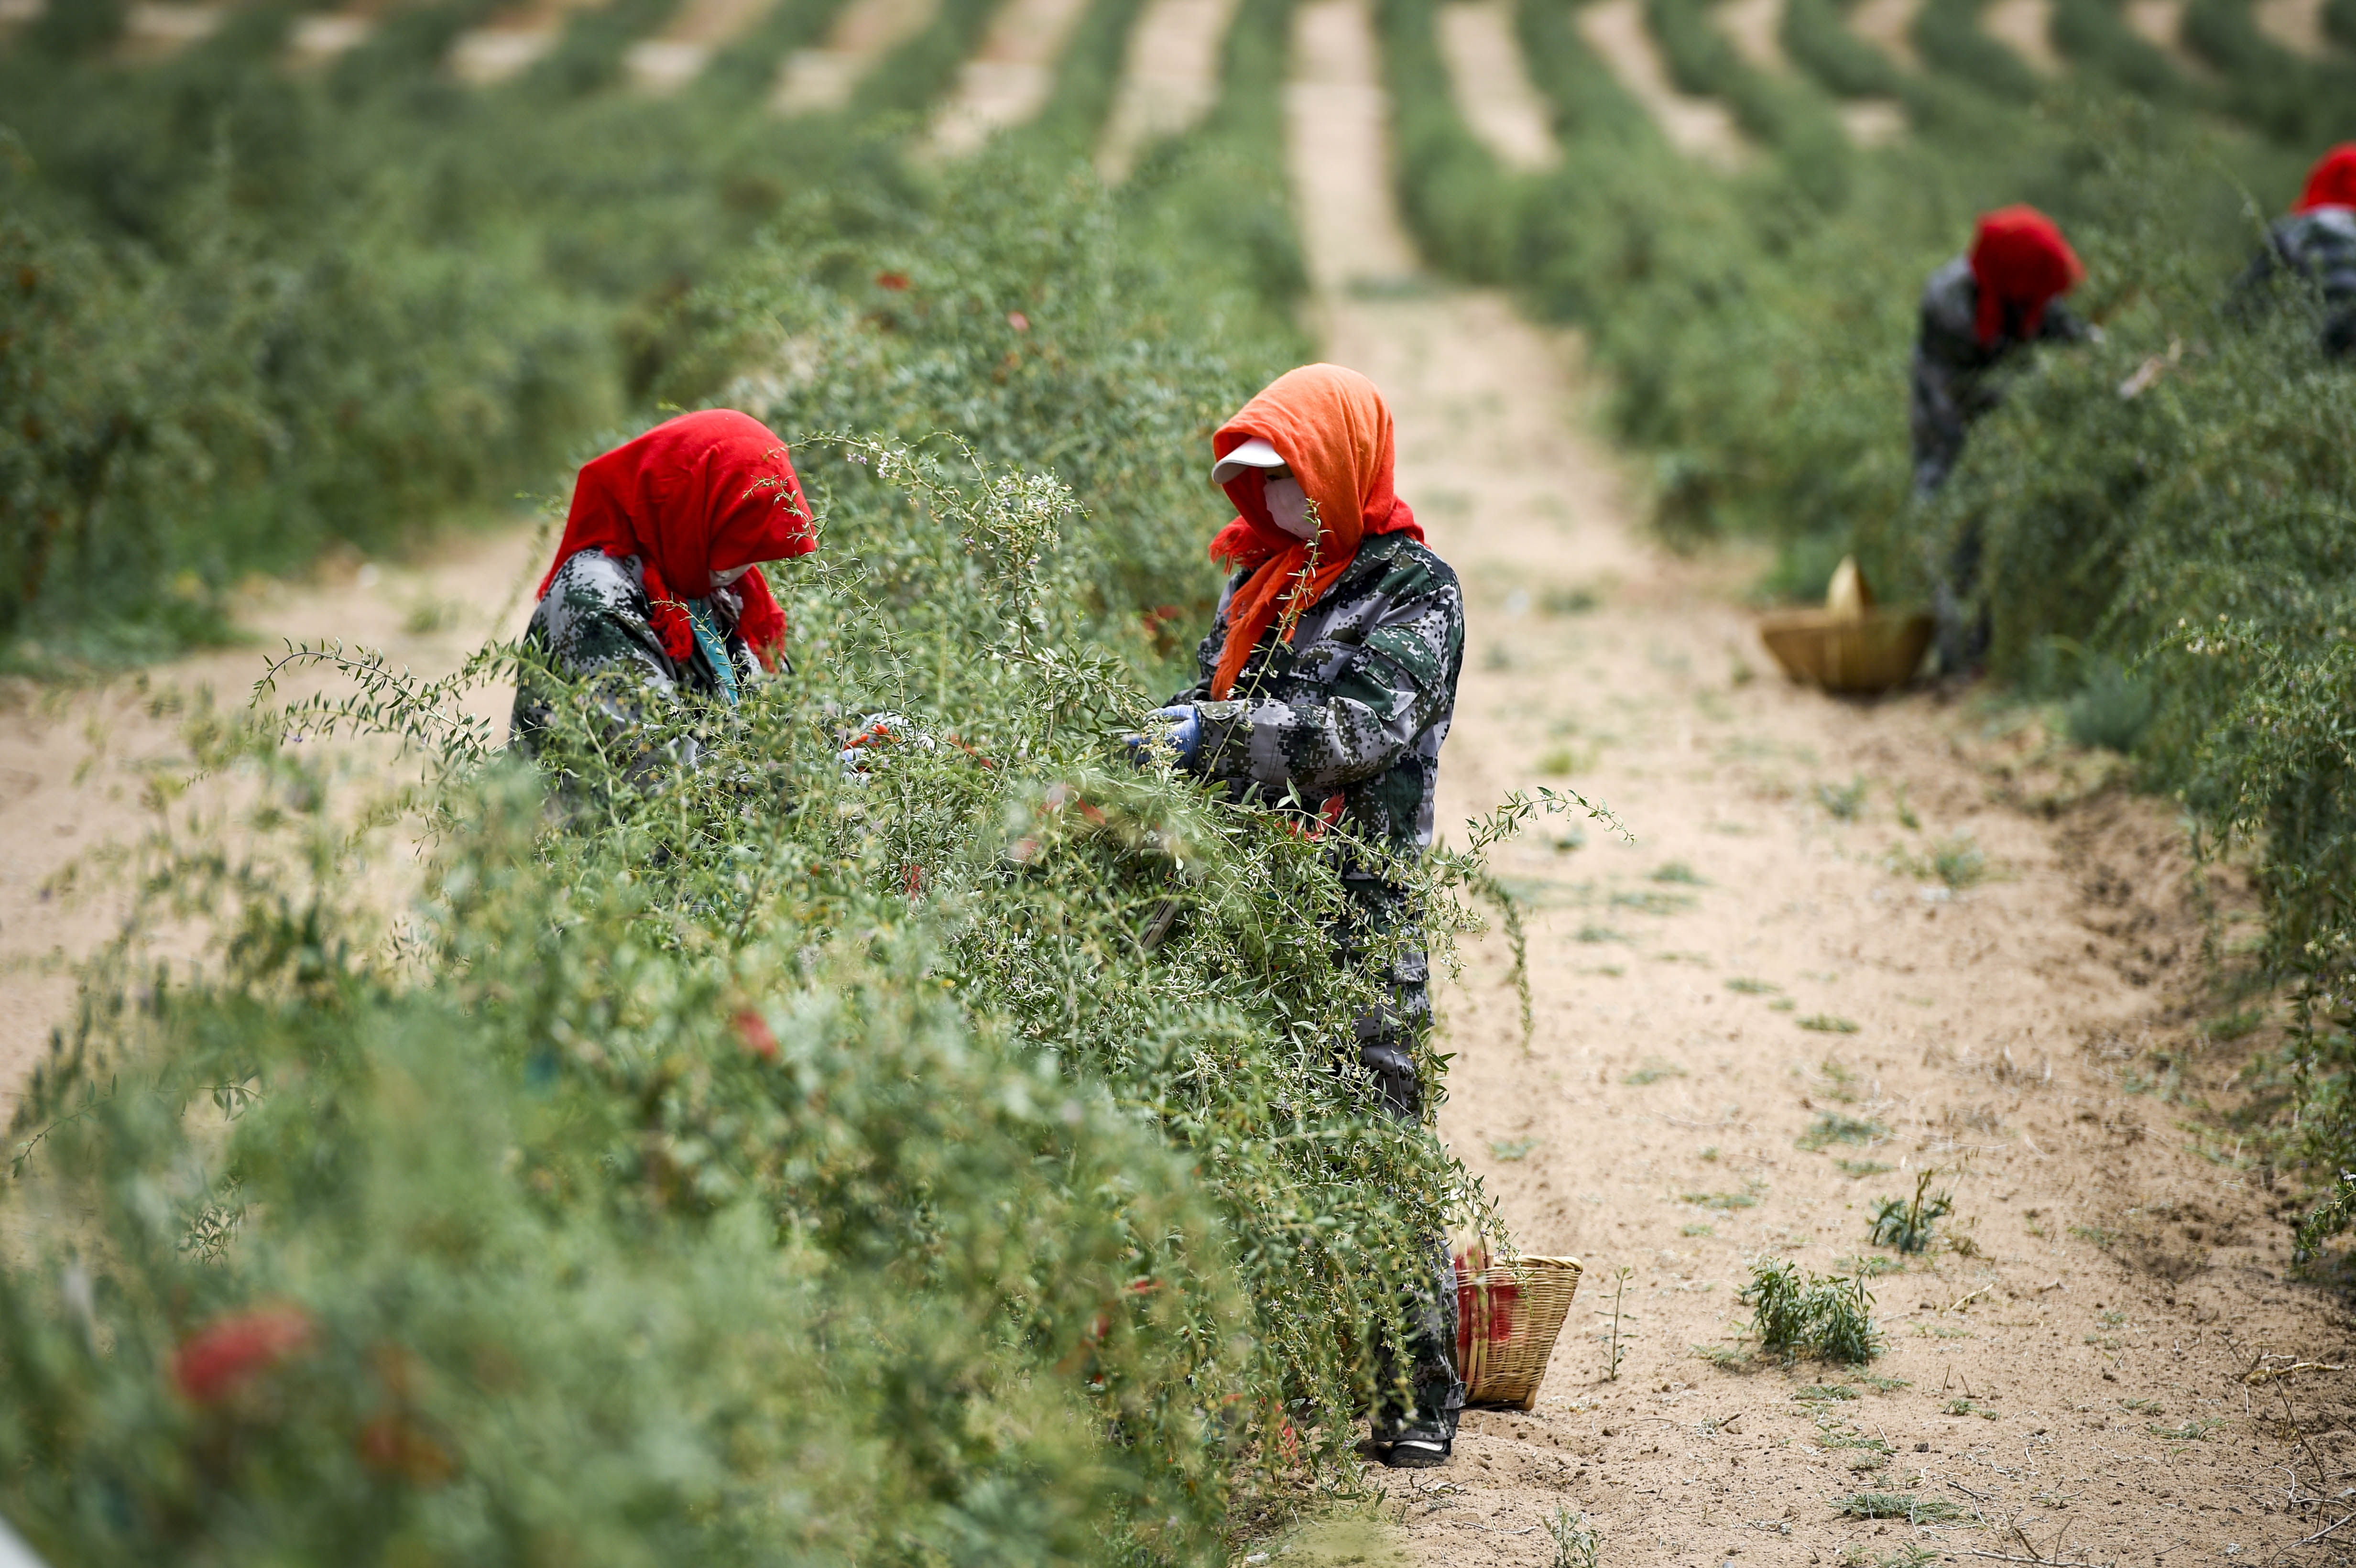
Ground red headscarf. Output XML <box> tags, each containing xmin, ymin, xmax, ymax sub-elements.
<box><xmin>1968</xmin><ymin>206</ymin><xmax>2086</xmax><ymax>347</ymax></box>
<box><xmin>2296</xmin><ymin>144</ymin><xmax>2356</xmax><ymax>214</ymax></box>
<box><xmin>536</xmin><ymin>410</ymin><xmax>815</xmax><ymax>671</ymax></box>
<box><xmin>1205</xmin><ymin>365</ymin><xmax>1423</xmax><ymax>701</ymax></box>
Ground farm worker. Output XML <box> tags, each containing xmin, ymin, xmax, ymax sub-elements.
<box><xmin>2234</xmin><ymin>143</ymin><xmax>2356</xmax><ymax>359</ymax></box>
<box><xmin>1909</xmin><ymin>206</ymin><xmax>2096</xmax><ymax>672</ymax></box>
<box><xmin>1134</xmin><ymin>363</ymin><xmax>1468</xmax><ymax>1469</ymax></box>
<box><xmin>510</xmin><ymin>409</ymin><xmax>816</xmax><ymax>774</ymax></box>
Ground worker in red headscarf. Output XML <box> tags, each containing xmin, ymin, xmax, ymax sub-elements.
<box><xmin>510</xmin><ymin>409</ymin><xmax>816</xmax><ymax>778</ymax></box>
<box><xmin>1908</xmin><ymin>207</ymin><xmax>2098</xmax><ymax>671</ymax></box>
<box><xmin>1133</xmin><ymin>364</ymin><xmax>1467</xmax><ymax>1469</ymax></box>
<box><xmin>2234</xmin><ymin>143</ymin><xmax>2356</xmax><ymax>359</ymax></box>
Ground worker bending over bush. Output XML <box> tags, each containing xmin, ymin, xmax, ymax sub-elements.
<box><xmin>1910</xmin><ymin>207</ymin><xmax>2096</xmax><ymax>671</ymax></box>
<box><xmin>510</xmin><ymin>410</ymin><xmax>817</xmax><ymax>778</ymax></box>
<box><xmin>1135</xmin><ymin>364</ymin><xmax>1468</xmax><ymax>1469</ymax></box>
<box><xmin>2236</xmin><ymin>143</ymin><xmax>2356</xmax><ymax>360</ymax></box>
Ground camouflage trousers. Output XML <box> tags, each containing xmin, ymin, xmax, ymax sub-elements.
<box><xmin>1344</xmin><ymin>929</ymin><xmax>1465</xmax><ymax>1430</ymax></box>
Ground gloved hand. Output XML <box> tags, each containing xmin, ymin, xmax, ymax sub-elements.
<box><xmin>1124</xmin><ymin>704</ymin><xmax>1202</xmax><ymax>768</ymax></box>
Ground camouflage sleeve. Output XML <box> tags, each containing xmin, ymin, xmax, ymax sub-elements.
<box><xmin>1191</xmin><ymin>573</ymin><xmax>1462</xmax><ymax>797</ymax></box>
<box><xmin>2037</xmin><ymin>298</ymin><xmax>2095</xmax><ymax>343</ymax></box>
<box><xmin>511</xmin><ymin>552</ymin><xmax>701</xmax><ymax>778</ymax></box>
<box><xmin>1908</xmin><ymin>345</ymin><xmax>1970</xmax><ymax>498</ymax></box>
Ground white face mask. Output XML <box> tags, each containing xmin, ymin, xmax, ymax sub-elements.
<box><xmin>1264</xmin><ymin>475</ymin><xmax>1316</xmax><ymax>543</ymax></box>
<box><xmin>710</xmin><ymin>564</ymin><xmax>754</xmax><ymax>591</ymax></box>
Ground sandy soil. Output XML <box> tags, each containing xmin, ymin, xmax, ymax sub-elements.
<box><xmin>2122</xmin><ymin>0</ymin><xmax>2215</xmax><ymax>79</ymax></box>
<box><xmin>1437</xmin><ymin>0</ymin><xmax>1560</xmax><ymax>172</ymax></box>
<box><xmin>1720</xmin><ymin>0</ymin><xmax>1790</xmax><ymax>72</ymax></box>
<box><xmin>926</xmin><ymin>0</ymin><xmax>1094</xmax><ymax>154</ymax></box>
<box><xmin>0</xmin><ymin>526</ymin><xmax>543</xmax><ymax>1115</ymax></box>
<box><xmin>1708</xmin><ymin>0</ymin><xmax>1908</xmax><ymax>148</ymax></box>
<box><xmin>119</xmin><ymin>1</ymin><xmax>224</xmax><ymax>59</ymax></box>
<box><xmin>1981</xmin><ymin>0</ymin><xmax>2062</xmax><ymax>73</ymax></box>
<box><xmin>284</xmin><ymin>0</ymin><xmax>412</xmax><ymax>65</ymax></box>
<box><xmin>1847</xmin><ymin>0</ymin><xmax>1922</xmax><ymax>70</ymax></box>
<box><xmin>1576</xmin><ymin>0</ymin><xmax>1751</xmax><ymax>169</ymax></box>
<box><xmin>2252</xmin><ymin>0</ymin><xmax>2328</xmax><ymax>54</ymax></box>
<box><xmin>624</xmin><ymin>0</ymin><xmax>784</xmax><ymax>90</ymax></box>
<box><xmin>773</xmin><ymin>0</ymin><xmax>940</xmax><ymax>112</ymax></box>
<box><xmin>1279</xmin><ymin>1</ymin><xmax>2356</xmax><ymax>1562</ymax></box>
<box><xmin>1096</xmin><ymin>0</ymin><xmax>1243</xmax><ymax>179</ymax></box>
<box><xmin>450</xmin><ymin>0</ymin><xmax>616</xmax><ymax>84</ymax></box>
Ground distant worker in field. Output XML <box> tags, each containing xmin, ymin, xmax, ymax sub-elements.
<box><xmin>1910</xmin><ymin>205</ymin><xmax>2095</xmax><ymax>499</ymax></box>
<box><xmin>2235</xmin><ymin>142</ymin><xmax>2356</xmax><ymax>360</ymax></box>
<box><xmin>510</xmin><ymin>409</ymin><xmax>816</xmax><ymax>774</ymax></box>
<box><xmin>1132</xmin><ymin>364</ymin><xmax>1467</xmax><ymax>1469</ymax></box>
<box><xmin>1910</xmin><ymin>206</ymin><xmax>2096</xmax><ymax>672</ymax></box>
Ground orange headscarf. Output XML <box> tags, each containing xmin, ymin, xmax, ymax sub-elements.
<box><xmin>1968</xmin><ymin>206</ymin><xmax>2085</xmax><ymax>348</ymax></box>
<box><xmin>536</xmin><ymin>410</ymin><xmax>815</xmax><ymax>671</ymax></box>
<box><xmin>2296</xmin><ymin>143</ymin><xmax>2356</xmax><ymax>214</ymax></box>
<box><xmin>1205</xmin><ymin>365</ymin><xmax>1423</xmax><ymax>700</ymax></box>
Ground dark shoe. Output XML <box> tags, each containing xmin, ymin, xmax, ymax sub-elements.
<box><xmin>1375</xmin><ymin>1416</ymin><xmax>1452</xmax><ymax>1469</ymax></box>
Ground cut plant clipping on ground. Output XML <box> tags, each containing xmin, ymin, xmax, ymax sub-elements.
<box><xmin>4</xmin><ymin>0</ymin><xmax>2356</xmax><ymax>1564</ymax></box>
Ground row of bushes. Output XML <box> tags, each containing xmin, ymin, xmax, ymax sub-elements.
<box><xmin>0</xmin><ymin>0</ymin><xmax>1542</xmax><ymax>1558</ymax></box>
<box><xmin>1380</xmin><ymin>0</ymin><xmax>2356</xmax><ymax>1246</ymax></box>
<box><xmin>0</xmin><ymin>143</ymin><xmax>1507</xmax><ymax>1559</ymax></box>
<box><xmin>0</xmin><ymin>0</ymin><xmax>961</xmax><ymax>663</ymax></box>
<box><xmin>2049</xmin><ymin>0</ymin><xmax>2203</xmax><ymax>107</ymax></box>
<box><xmin>1644</xmin><ymin>0</ymin><xmax>1854</xmax><ymax>204</ymax></box>
<box><xmin>2180</xmin><ymin>0</ymin><xmax>2356</xmax><ymax>147</ymax></box>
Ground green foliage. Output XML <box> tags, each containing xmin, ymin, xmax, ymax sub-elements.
<box><xmin>1868</xmin><ymin>1172</ymin><xmax>1954</xmax><ymax>1252</ymax></box>
<box><xmin>1816</xmin><ymin>777</ymin><xmax>1869</xmax><ymax>819</ymax></box>
<box><xmin>1782</xmin><ymin>0</ymin><xmax>1908</xmax><ymax>99</ymax></box>
<box><xmin>0</xmin><ymin>384</ymin><xmax>1528</xmax><ymax>1565</ymax></box>
<box><xmin>2050</xmin><ymin>0</ymin><xmax>2204</xmax><ymax>106</ymax></box>
<box><xmin>1910</xmin><ymin>0</ymin><xmax>2044</xmax><ymax>100</ymax></box>
<box><xmin>1375</xmin><ymin>0</ymin><xmax>1528</xmax><ymax>283</ymax></box>
<box><xmin>1548</xmin><ymin>1507</ymin><xmax>1603</xmax><ymax>1568</ymax></box>
<box><xmin>2063</xmin><ymin>657</ymin><xmax>2157</xmax><ymax>752</ymax></box>
<box><xmin>1799</xmin><ymin>1112</ymin><xmax>1888</xmax><ymax>1149</ymax></box>
<box><xmin>0</xmin><ymin>34</ymin><xmax>1563</xmax><ymax>1557</ymax></box>
<box><xmin>1741</xmin><ymin>1258</ymin><xmax>1883</xmax><ymax>1361</ymax></box>
<box><xmin>2295</xmin><ymin>1171</ymin><xmax>2356</xmax><ymax>1265</ymax></box>
<box><xmin>1643</xmin><ymin>0</ymin><xmax>1854</xmax><ymax>206</ymax></box>
<box><xmin>0</xmin><ymin>0</ymin><xmax>897</xmax><ymax>660</ymax></box>
<box><xmin>2181</xmin><ymin>0</ymin><xmax>2356</xmax><ymax>145</ymax></box>
<box><xmin>1887</xmin><ymin>834</ymin><xmax>1989</xmax><ymax>888</ymax></box>
<box><xmin>1837</xmin><ymin>1492</ymin><xmax>1966</xmax><ymax>1523</ymax></box>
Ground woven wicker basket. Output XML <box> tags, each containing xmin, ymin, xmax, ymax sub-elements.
<box><xmin>1757</xmin><ymin>555</ymin><xmax>1934</xmax><ymax>696</ymax></box>
<box><xmin>1453</xmin><ymin>1247</ymin><xmax>1582</xmax><ymax>1411</ymax></box>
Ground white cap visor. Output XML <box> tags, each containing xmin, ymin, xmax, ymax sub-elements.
<box><xmin>1211</xmin><ymin>437</ymin><xmax>1286</xmax><ymax>487</ymax></box>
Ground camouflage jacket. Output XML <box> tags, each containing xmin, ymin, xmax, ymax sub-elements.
<box><xmin>509</xmin><ymin>548</ymin><xmax>761</xmax><ymax>781</ymax></box>
<box><xmin>1909</xmin><ymin>254</ymin><xmax>2093</xmax><ymax>496</ymax></box>
<box><xmin>2237</xmin><ymin>209</ymin><xmax>2356</xmax><ymax>358</ymax></box>
<box><xmin>1171</xmin><ymin>531</ymin><xmax>1465</xmax><ymax>883</ymax></box>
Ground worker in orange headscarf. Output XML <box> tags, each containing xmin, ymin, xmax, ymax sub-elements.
<box><xmin>510</xmin><ymin>409</ymin><xmax>816</xmax><ymax>781</ymax></box>
<box><xmin>1134</xmin><ymin>364</ymin><xmax>1468</xmax><ymax>1468</ymax></box>
<box><xmin>1909</xmin><ymin>207</ymin><xmax>2098</xmax><ymax>671</ymax></box>
<box><xmin>2235</xmin><ymin>143</ymin><xmax>2356</xmax><ymax>359</ymax></box>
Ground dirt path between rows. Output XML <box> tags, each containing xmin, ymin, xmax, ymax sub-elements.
<box><xmin>1284</xmin><ymin>0</ymin><xmax>2356</xmax><ymax>1562</ymax></box>
<box><xmin>0</xmin><ymin>526</ymin><xmax>544</xmax><ymax>1107</ymax></box>
<box><xmin>1576</xmin><ymin>0</ymin><xmax>1750</xmax><ymax>168</ymax></box>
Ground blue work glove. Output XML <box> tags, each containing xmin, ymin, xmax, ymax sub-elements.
<box><xmin>1125</xmin><ymin>704</ymin><xmax>1202</xmax><ymax>768</ymax></box>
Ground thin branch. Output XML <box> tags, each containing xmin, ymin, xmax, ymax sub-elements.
<box><xmin>2269</xmin><ymin>1509</ymin><xmax>2356</xmax><ymax>1562</ymax></box>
